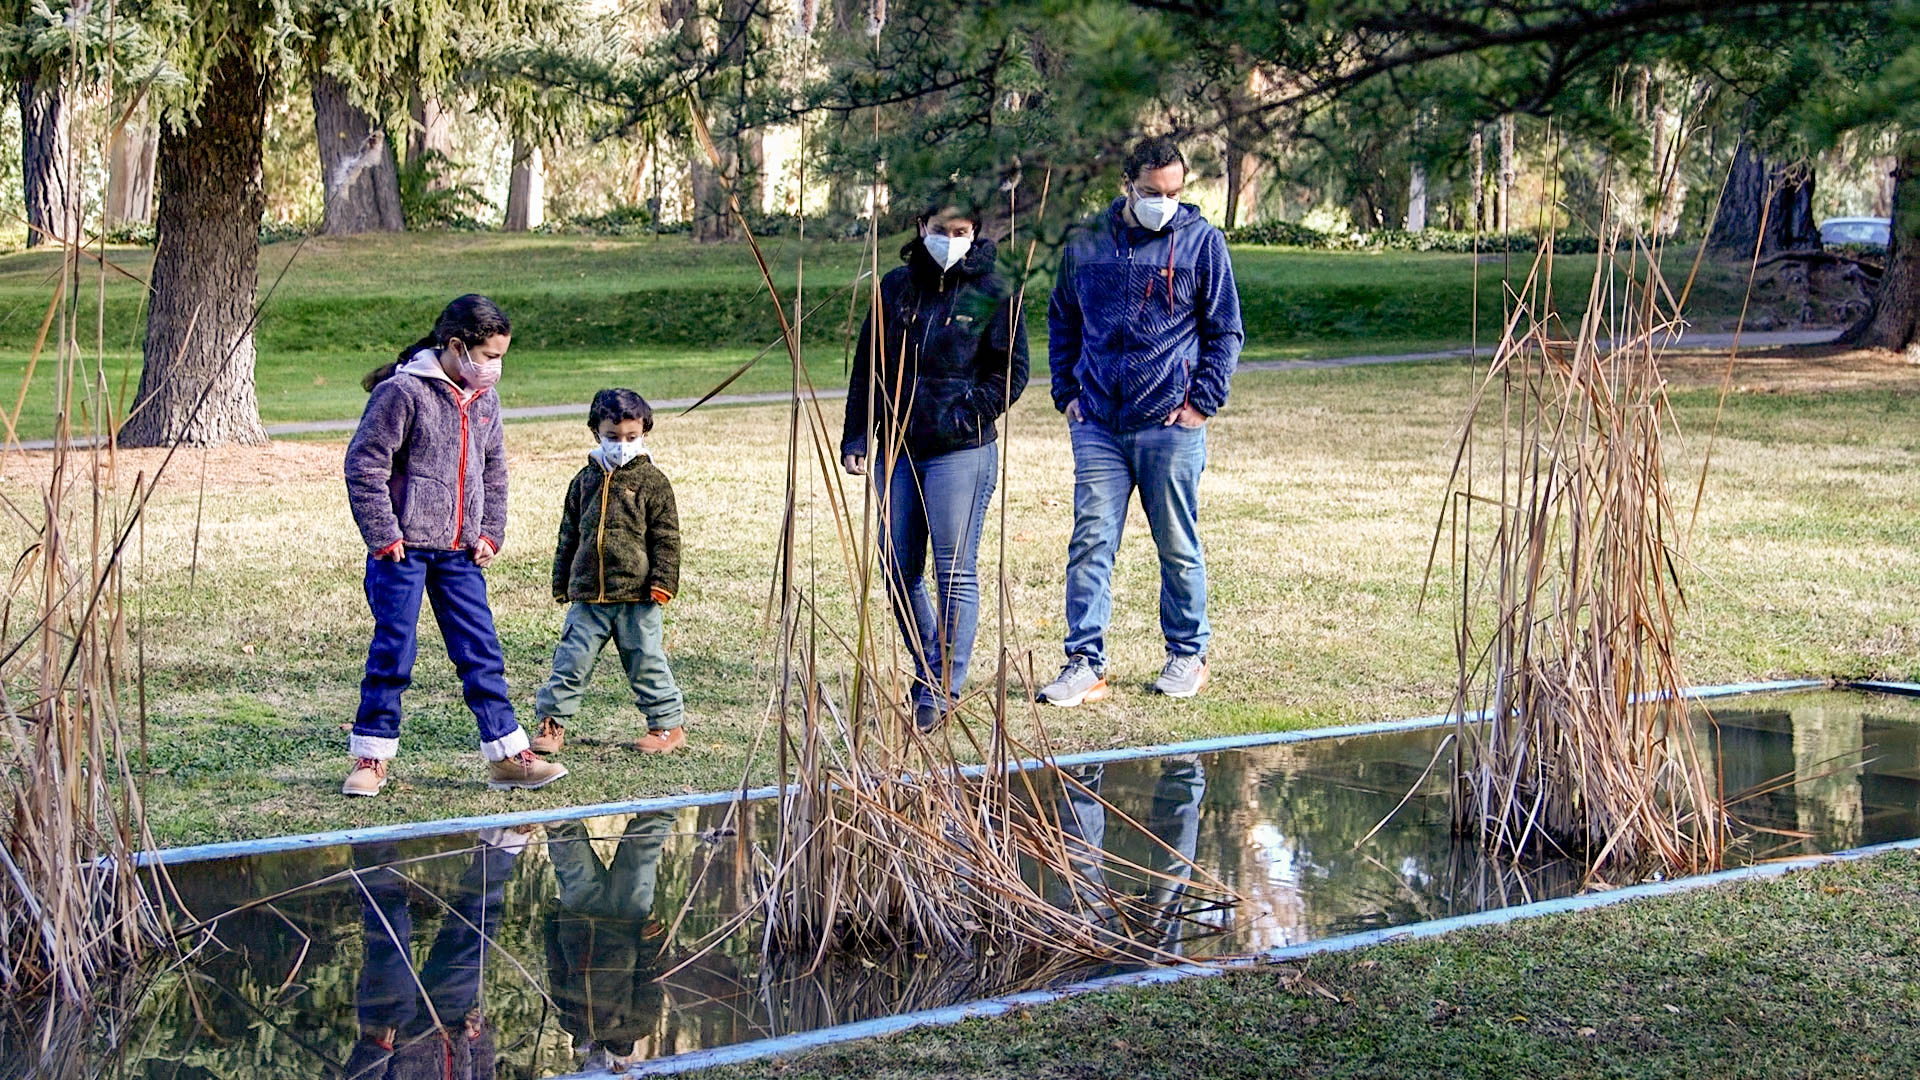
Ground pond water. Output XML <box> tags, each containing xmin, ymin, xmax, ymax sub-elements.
<box><xmin>81</xmin><ymin>690</ymin><xmax>1920</xmax><ymax>1078</ymax></box>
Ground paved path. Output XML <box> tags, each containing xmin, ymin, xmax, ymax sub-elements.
<box><xmin>16</xmin><ymin>329</ymin><xmax>1844</xmax><ymax>450</ymax></box>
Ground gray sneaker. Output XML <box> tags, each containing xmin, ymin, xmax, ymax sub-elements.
<box><xmin>1149</xmin><ymin>653</ymin><xmax>1209</xmax><ymax>698</ymax></box>
<box><xmin>1036</xmin><ymin>655</ymin><xmax>1110</xmax><ymax>707</ymax></box>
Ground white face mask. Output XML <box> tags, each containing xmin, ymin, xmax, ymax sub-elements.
<box><xmin>922</xmin><ymin>232</ymin><xmax>972</xmax><ymax>270</ymax></box>
<box><xmin>450</xmin><ymin>341</ymin><xmax>502</xmax><ymax>392</ymax></box>
<box><xmin>599</xmin><ymin>436</ymin><xmax>645</xmax><ymax>469</ymax></box>
<box><xmin>1131</xmin><ymin>192</ymin><xmax>1179</xmax><ymax>232</ymax></box>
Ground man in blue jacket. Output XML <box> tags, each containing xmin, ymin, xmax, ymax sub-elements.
<box><xmin>1038</xmin><ymin>136</ymin><xmax>1243</xmax><ymax>706</ymax></box>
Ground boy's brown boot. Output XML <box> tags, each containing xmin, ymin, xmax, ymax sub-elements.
<box><xmin>486</xmin><ymin>750</ymin><xmax>568</xmax><ymax>790</ymax></box>
<box><xmin>633</xmin><ymin>727</ymin><xmax>686</xmax><ymax>754</ymax></box>
<box><xmin>529</xmin><ymin>717</ymin><xmax>566</xmax><ymax>755</ymax></box>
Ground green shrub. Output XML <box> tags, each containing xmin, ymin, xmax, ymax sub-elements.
<box><xmin>397</xmin><ymin>151</ymin><xmax>491</xmax><ymax>231</ymax></box>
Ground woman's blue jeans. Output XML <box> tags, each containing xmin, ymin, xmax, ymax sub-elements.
<box><xmin>876</xmin><ymin>442</ymin><xmax>997</xmax><ymax>709</ymax></box>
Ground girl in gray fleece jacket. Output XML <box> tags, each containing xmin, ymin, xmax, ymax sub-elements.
<box><xmin>341</xmin><ymin>295</ymin><xmax>567</xmax><ymax>798</ymax></box>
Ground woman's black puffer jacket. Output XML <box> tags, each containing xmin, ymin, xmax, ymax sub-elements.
<box><xmin>840</xmin><ymin>235</ymin><xmax>1030</xmax><ymax>462</ymax></box>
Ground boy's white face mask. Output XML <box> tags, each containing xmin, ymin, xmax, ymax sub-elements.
<box><xmin>599</xmin><ymin>436</ymin><xmax>645</xmax><ymax>468</ymax></box>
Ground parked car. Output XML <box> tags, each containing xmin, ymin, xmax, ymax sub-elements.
<box><xmin>1819</xmin><ymin>216</ymin><xmax>1891</xmax><ymax>247</ymax></box>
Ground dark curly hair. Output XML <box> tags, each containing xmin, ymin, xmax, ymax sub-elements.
<box><xmin>589</xmin><ymin>387</ymin><xmax>654</xmax><ymax>434</ymax></box>
<box><xmin>1124</xmin><ymin>136</ymin><xmax>1186</xmax><ymax>182</ymax></box>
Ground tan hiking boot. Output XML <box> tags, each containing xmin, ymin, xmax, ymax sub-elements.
<box><xmin>486</xmin><ymin>749</ymin><xmax>568</xmax><ymax>791</ymax></box>
<box><xmin>343</xmin><ymin>757</ymin><xmax>390</xmax><ymax>797</ymax></box>
<box><xmin>529</xmin><ymin>717</ymin><xmax>566</xmax><ymax>755</ymax></box>
<box><xmin>633</xmin><ymin>727</ymin><xmax>686</xmax><ymax>754</ymax></box>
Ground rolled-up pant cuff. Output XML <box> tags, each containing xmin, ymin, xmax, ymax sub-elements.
<box><xmin>479</xmin><ymin>727</ymin><xmax>530</xmax><ymax>762</ymax></box>
<box><xmin>349</xmin><ymin>734</ymin><xmax>400</xmax><ymax>761</ymax></box>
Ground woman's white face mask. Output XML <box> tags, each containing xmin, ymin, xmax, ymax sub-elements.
<box><xmin>923</xmin><ymin>232</ymin><xmax>972</xmax><ymax>270</ymax></box>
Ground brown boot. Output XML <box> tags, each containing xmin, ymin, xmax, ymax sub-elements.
<box><xmin>342</xmin><ymin>757</ymin><xmax>390</xmax><ymax>797</ymax></box>
<box><xmin>633</xmin><ymin>727</ymin><xmax>686</xmax><ymax>754</ymax></box>
<box><xmin>529</xmin><ymin>717</ymin><xmax>566</xmax><ymax>755</ymax></box>
<box><xmin>486</xmin><ymin>750</ymin><xmax>568</xmax><ymax>791</ymax></box>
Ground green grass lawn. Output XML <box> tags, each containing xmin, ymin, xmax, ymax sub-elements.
<box><xmin>699</xmin><ymin>850</ymin><xmax>1920</xmax><ymax>1079</ymax></box>
<box><xmin>0</xmin><ymin>233</ymin><xmax>1769</xmax><ymax>440</ymax></box>
<box><xmin>6</xmin><ymin>347</ymin><xmax>1912</xmax><ymax>848</ymax></box>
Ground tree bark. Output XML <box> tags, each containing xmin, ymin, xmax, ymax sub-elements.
<box><xmin>1843</xmin><ymin>145</ymin><xmax>1920</xmax><ymax>353</ymax></box>
<box><xmin>1406</xmin><ymin>160</ymin><xmax>1428</xmax><ymax>232</ymax></box>
<box><xmin>312</xmin><ymin>69</ymin><xmax>405</xmax><ymax>235</ymax></box>
<box><xmin>1468</xmin><ymin>127</ymin><xmax>1484</xmax><ymax>231</ymax></box>
<box><xmin>123</xmin><ymin>47</ymin><xmax>271</xmax><ymax>448</ymax></box>
<box><xmin>405</xmin><ymin>91</ymin><xmax>455</xmax><ymax>186</ymax></box>
<box><xmin>18</xmin><ymin>71</ymin><xmax>74</xmax><ymax>248</ymax></box>
<box><xmin>106</xmin><ymin>97</ymin><xmax>158</xmax><ymax>228</ymax></box>
<box><xmin>504</xmin><ymin>141</ymin><xmax>545</xmax><ymax>231</ymax></box>
<box><xmin>1710</xmin><ymin>140</ymin><xmax>1819</xmax><ymax>258</ymax></box>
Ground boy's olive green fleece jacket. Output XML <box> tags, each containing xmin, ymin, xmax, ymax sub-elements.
<box><xmin>552</xmin><ymin>455</ymin><xmax>680</xmax><ymax>603</ymax></box>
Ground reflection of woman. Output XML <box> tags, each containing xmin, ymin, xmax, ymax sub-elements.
<box><xmin>543</xmin><ymin>812</ymin><xmax>675</xmax><ymax>1072</ymax></box>
<box><xmin>344</xmin><ymin>829</ymin><xmax>525</xmax><ymax>1080</ymax></box>
<box><xmin>840</xmin><ymin>203</ymin><xmax>1030</xmax><ymax>732</ymax></box>
<box><xmin>1055</xmin><ymin>756</ymin><xmax>1205</xmax><ymax>951</ymax></box>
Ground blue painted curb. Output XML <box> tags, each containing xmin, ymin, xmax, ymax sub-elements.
<box><xmin>583</xmin><ymin>830</ymin><xmax>1920</xmax><ymax>1078</ymax></box>
<box><xmin>139</xmin><ymin>677</ymin><xmax>1828</xmax><ymax>867</ymax></box>
<box><xmin>1841</xmin><ymin>680</ymin><xmax>1920</xmax><ymax>698</ymax></box>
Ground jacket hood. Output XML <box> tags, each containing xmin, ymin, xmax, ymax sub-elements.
<box><xmin>401</xmin><ymin>348</ymin><xmax>487</xmax><ymax>402</ymax></box>
<box><xmin>1105</xmin><ymin>196</ymin><xmax>1205</xmax><ymax>238</ymax></box>
<box><xmin>901</xmin><ymin>233</ymin><xmax>999</xmax><ymax>287</ymax></box>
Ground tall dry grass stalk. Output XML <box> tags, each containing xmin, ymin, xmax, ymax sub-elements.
<box><xmin>676</xmin><ymin>94</ymin><xmax>1239</xmax><ymax>971</ymax></box>
<box><xmin>1431</xmin><ymin>121</ymin><xmax>1730</xmax><ymax>880</ymax></box>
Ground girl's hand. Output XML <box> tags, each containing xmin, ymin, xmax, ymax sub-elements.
<box><xmin>374</xmin><ymin>540</ymin><xmax>406</xmax><ymax>562</ymax></box>
<box><xmin>472</xmin><ymin>537</ymin><xmax>498</xmax><ymax>567</ymax></box>
<box><xmin>842</xmin><ymin>453</ymin><xmax>867</xmax><ymax>476</ymax></box>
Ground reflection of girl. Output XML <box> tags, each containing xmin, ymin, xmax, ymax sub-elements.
<box><xmin>344</xmin><ymin>829</ymin><xmax>526</xmax><ymax>1080</ymax></box>
<box><xmin>840</xmin><ymin>203</ymin><xmax>1030</xmax><ymax>732</ymax></box>
<box><xmin>543</xmin><ymin>812</ymin><xmax>675</xmax><ymax>1072</ymax></box>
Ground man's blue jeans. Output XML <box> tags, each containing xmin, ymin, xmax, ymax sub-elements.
<box><xmin>1063</xmin><ymin>418</ymin><xmax>1210</xmax><ymax>668</ymax></box>
<box><xmin>877</xmin><ymin>442</ymin><xmax>997</xmax><ymax>708</ymax></box>
<box><xmin>353</xmin><ymin>549</ymin><xmax>528</xmax><ymax>762</ymax></box>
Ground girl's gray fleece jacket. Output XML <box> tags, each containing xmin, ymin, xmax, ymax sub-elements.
<box><xmin>345</xmin><ymin>352</ymin><xmax>508</xmax><ymax>556</ymax></box>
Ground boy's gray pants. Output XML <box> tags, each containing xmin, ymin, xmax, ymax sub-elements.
<box><xmin>535</xmin><ymin>601</ymin><xmax>683</xmax><ymax>731</ymax></box>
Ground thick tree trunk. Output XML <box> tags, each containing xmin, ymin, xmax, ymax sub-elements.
<box><xmin>689</xmin><ymin>145</ymin><xmax>732</xmax><ymax>242</ymax></box>
<box><xmin>123</xmin><ymin>48</ymin><xmax>270</xmax><ymax>448</ymax></box>
<box><xmin>106</xmin><ymin>98</ymin><xmax>158</xmax><ymax>228</ymax></box>
<box><xmin>737</xmin><ymin>127</ymin><xmax>765</xmax><ymax>216</ymax></box>
<box><xmin>1710</xmin><ymin>140</ymin><xmax>1819</xmax><ymax>258</ymax></box>
<box><xmin>312</xmin><ymin>69</ymin><xmax>405</xmax><ymax>235</ymax></box>
<box><xmin>1843</xmin><ymin>145</ymin><xmax>1920</xmax><ymax>353</ymax></box>
<box><xmin>1497</xmin><ymin>115</ymin><xmax>1515</xmax><ymax>232</ymax></box>
<box><xmin>18</xmin><ymin>71</ymin><xmax>74</xmax><ymax>248</ymax></box>
<box><xmin>504</xmin><ymin>142</ymin><xmax>545</xmax><ymax>231</ymax></box>
<box><xmin>1406</xmin><ymin>161</ymin><xmax>1428</xmax><ymax>232</ymax></box>
<box><xmin>405</xmin><ymin>91</ymin><xmax>455</xmax><ymax>185</ymax></box>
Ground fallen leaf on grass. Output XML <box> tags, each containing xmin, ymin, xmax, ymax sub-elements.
<box><xmin>1577</xmin><ymin>1027</ymin><xmax>1597</xmax><ymax>1037</ymax></box>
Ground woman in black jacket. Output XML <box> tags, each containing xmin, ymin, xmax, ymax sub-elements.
<box><xmin>841</xmin><ymin>203</ymin><xmax>1030</xmax><ymax>732</ymax></box>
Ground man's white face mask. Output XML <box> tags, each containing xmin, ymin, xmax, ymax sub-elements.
<box><xmin>1130</xmin><ymin>189</ymin><xmax>1179</xmax><ymax>231</ymax></box>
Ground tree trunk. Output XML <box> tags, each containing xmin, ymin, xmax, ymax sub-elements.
<box><xmin>123</xmin><ymin>48</ymin><xmax>271</xmax><ymax>448</ymax></box>
<box><xmin>1497</xmin><ymin>115</ymin><xmax>1515</xmax><ymax>232</ymax></box>
<box><xmin>690</xmin><ymin>144</ymin><xmax>732</xmax><ymax>242</ymax></box>
<box><xmin>1844</xmin><ymin>145</ymin><xmax>1920</xmax><ymax>353</ymax></box>
<box><xmin>1406</xmin><ymin>160</ymin><xmax>1428</xmax><ymax>232</ymax></box>
<box><xmin>1468</xmin><ymin>127</ymin><xmax>1485</xmax><ymax>231</ymax></box>
<box><xmin>106</xmin><ymin>97</ymin><xmax>158</xmax><ymax>228</ymax></box>
<box><xmin>1224</xmin><ymin>143</ymin><xmax>1246</xmax><ymax>232</ymax></box>
<box><xmin>405</xmin><ymin>91</ymin><xmax>455</xmax><ymax>186</ymax></box>
<box><xmin>312</xmin><ymin>69</ymin><xmax>405</xmax><ymax>235</ymax></box>
<box><xmin>504</xmin><ymin>141</ymin><xmax>545</xmax><ymax>231</ymax></box>
<box><xmin>18</xmin><ymin>71</ymin><xmax>74</xmax><ymax>248</ymax></box>
<box><xmin>1710</xmin><ymin>140</ymin><xmax>1819</xmax><ymax>258</ymax></box>
<box><xmin>737</xmin><ymin>127</ymin><xmax>765</xmax><ymax>216</ymax></box>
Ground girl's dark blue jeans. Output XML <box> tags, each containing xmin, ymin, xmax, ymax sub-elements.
<box><xmin>876</xmin><ymin>441</ymin><xmax>997</xmax><ymax>709</ymax></box>
<box><xmin>352</xmin><ymin>548</ymin><xmax>528</xmax><ymax>761</ymax></box>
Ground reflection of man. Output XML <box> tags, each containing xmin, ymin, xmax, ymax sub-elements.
<box><xmin>543</xmin><ymin>812</ymin><xmax>675</xmax><ymax>1073</ymax></box>
<box><xmin>345</xmin><ymin>828</ymin><xmax>526</xmax><ymax>1080</ymax></box>
<box><xmin>1055</xmin><ymin>756</ymin><xmax>1206</xmax><ymax>951</ymax></box>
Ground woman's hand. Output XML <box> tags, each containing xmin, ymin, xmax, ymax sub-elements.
<box><xmin>471</xmin><ymin>537</ymin><xmax>498</xmax><ymax>567</ymax></box>
<box><xmin>842</xmin><ymin>453</ymin><xmax>868</xmax><ymax>476</ymax></box>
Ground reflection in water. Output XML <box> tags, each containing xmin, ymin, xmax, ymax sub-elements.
<box><xmin>62</xmin><ymin>691</ymin><xmax>1920</xmax><ymax>1078</ymax></box>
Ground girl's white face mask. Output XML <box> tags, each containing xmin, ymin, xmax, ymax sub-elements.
<box><xmin>599</xmin><ymin>436</ymin><xmax>646</xmax><ymax>469</ymax></box>
<box><xmin>923</xmin><ymin>232</ymin><xmax>971</xmax><ymax>270</ymax></box>
<box><xmin>450</xmin><ymin>341</ymin><xmax>502</xmax><ymax>391</ymax></box>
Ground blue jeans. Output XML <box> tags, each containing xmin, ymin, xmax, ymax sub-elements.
<box><xmin>1063</xmin><ymin>419</ymin><xmax>1210</xmax><ymax>667</ymax></box>
<box><xmin>353</xmin><ymin>549</ymin><xmax>528</xmax><ymax>761</ymax></box>
<box><xmin>877</xmin><ymin>442</ymin><xmax>997</xmax><ymax>708</ymax></box>
<box><xmin>351</xmin><ymin>840</ymin><xmax>520</xmax><ymax>1040</ymax></box>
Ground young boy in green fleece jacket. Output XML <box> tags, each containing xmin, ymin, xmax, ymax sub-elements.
<box><xmin>532</xmin><ymin>388</ymin><xmax>687</xmax><ymax>755</ymax></box>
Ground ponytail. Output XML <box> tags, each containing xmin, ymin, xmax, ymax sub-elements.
<box><xmin>364</xmin><ymin>296</ymin><xmax>511</xmax><ymax>393</ymax></box>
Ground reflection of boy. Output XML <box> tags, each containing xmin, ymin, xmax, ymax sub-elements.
<box><xmin>543</xmin><ymin>812</ymin><xmax>675</xmax><ymax>1072</ymax></box>
<box><xmin>344</xmin><ymin>829</ymin><xmax>526</xmax><ymax>1080</ymax></box>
